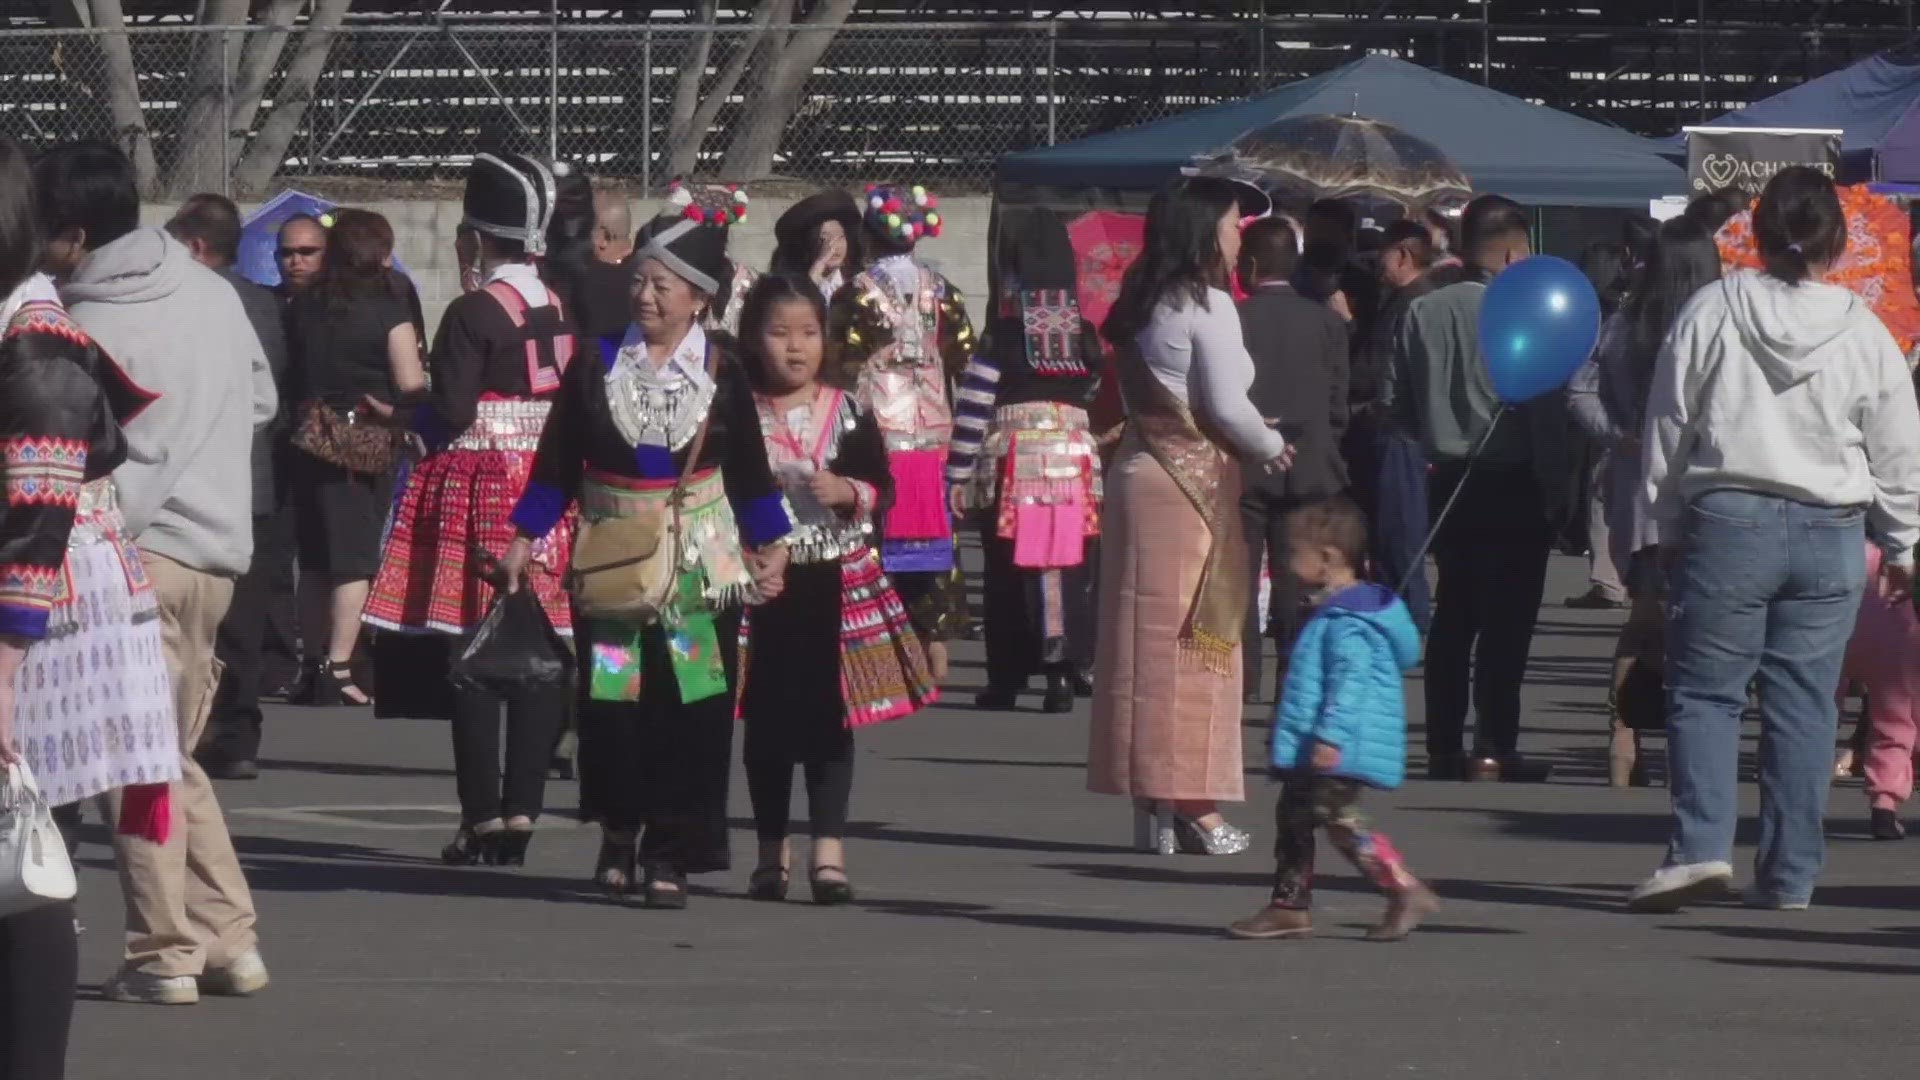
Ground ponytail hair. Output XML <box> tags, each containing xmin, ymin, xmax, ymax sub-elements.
<box><xmin>1752</xmin><ymin>166</ymin><xmax>1846</xmax><ymax>286</ymax></box>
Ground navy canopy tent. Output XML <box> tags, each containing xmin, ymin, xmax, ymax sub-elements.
<box><xmin>997</xmin><ymin>55</ymin><xmax>1684</xmax><ymax>210</ymax></box>
<box><xmin>1689</xmin><ymin>44</ymin><xmax>1920</xmax><ymax>183</ymax></box>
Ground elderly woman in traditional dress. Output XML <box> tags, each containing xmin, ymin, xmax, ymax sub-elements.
<box><xmin>1087</xmin><ymin>177</ymin><xmax>1293</xmax><ymax>856</ymax></box>
<box><xmin>502</xmin><ymin>193</ymin><xmax>791</xmax><ymax>910</ymax></box>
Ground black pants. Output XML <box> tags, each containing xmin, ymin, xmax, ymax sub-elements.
<box><xmin>1424</xmin><ymin>465</ymin><xmax>1552</xmax><ymax>758</ymax></box>
<box><xmin>743</xmin><ymin>728</ymin><xmax>855</xmax><ymax>842</ymax></box>
<box><xmin>1240</xmin><ymin>488</ymin><xmax>1309</xmax><ymax>702</ymax></box>
<box><xmin>979</xmin><ymin>528</ymin><xmax>1094</xmax><ymax>691</ymax></box>
<box><xmin>450</xmin><ymin>681</ymin><xmax>566</xmax><ymax>824</ymax></box>
<box><xmin>200</xmin><ymin>507</ymin><xmax>299</xmax><ymax>766</ymax></box>
<box><xmin>1344</xmin><ymin>415</ymin><xmax>1432</xmax><ymax>632</ymax></box>
<box><xmin>0</xmin><ymin>900</ymin><xmax>76</xmax><ymax>1080</ymax></box>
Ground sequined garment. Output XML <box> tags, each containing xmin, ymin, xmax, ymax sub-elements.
<box><xmin>604</xmin><ymin>324</ymin><xmax>717</xmax><ymax>452</ymax></box>
<box><xmin>754</xmin><ymin>387</ymin><xmax>880</xmax><ymax>566</ymax></box>
<box><xmin>830</xmin><ymin>255</ymin><xmax>976</xmax><ymax>454</ymax></box>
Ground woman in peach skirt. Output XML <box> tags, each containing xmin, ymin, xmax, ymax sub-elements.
<box><xmin>1088</xmin><ymin>176</ymin><xmax>1293</xmax><ymax>855</ymax></box>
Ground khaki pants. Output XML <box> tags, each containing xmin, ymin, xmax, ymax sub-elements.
<box><xmin>111</xmin><ymin>552</ymin><xmax>257</xmax><ymax>978</ymax></box>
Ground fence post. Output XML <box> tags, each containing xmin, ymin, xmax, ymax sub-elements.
<box><xmin>549</xmin><ymin>1</ymin><xmax>561</xmax><ymax>161</ymax></box>
<box><xmin>1046</xmin><ymin>21</ymin><xmax>1057</xmax><ymax>146</ymax></box>
<box><xmin>221</xmin><ymin>29</ymin><xmax>232</xmax><ymax>198</ymax></box>
<box><xmin>642</xmin><ymin>27</ymin><xmax>654</xmax><ymax>195</ymax></box>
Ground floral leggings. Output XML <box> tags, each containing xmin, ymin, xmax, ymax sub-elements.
<box><xmin>1270</xmin><ymin>776</ymin><xmax>1419</xmax><ymax>909</ymax></box>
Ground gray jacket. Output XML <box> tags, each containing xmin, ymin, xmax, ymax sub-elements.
<box><xmin>62</xmin><ymin>228</ymin><xmax>277</xmax><ymax>576</ymax></box>
<box><xmin>219</xmin><ymin>266</ymin><xmax>289</xmax><ymax>514</ymax></box>
<box><xmin>1394</xmin><ymin>272</ymin><xmax>1573</xmax><ymax>527</ymax></box>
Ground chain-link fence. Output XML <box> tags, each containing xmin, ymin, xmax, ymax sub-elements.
<box><xmin>0</xmin><ymin>19</ymin><xmax>1899</xmax><ymax>198</ymax></box>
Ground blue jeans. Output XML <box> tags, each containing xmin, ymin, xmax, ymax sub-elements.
<box><xmin>1664</xmin><ymin>490</ymin><xmax>1867</xmax><ymax>903</ymax></box>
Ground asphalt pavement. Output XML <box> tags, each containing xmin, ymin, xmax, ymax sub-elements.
<box><xmin>64</xmin><ymin>555</ymin><xmax>1920</xmax><ymax>1080</ymax></box>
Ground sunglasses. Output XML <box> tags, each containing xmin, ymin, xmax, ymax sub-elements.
<box><xmin>278</xmin><ymin>246</ymin><xmax>323</xmax><ymax>260</ymax></box>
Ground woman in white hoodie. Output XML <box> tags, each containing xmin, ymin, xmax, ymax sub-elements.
<box><xmin>1628</xmin><ymin>167</ymin><xmax>1920</xmax><ymax>913</ymax></box>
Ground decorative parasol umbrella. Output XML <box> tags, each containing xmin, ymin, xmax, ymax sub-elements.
<box><xmin>237</xmin><ymin>189</ymin><xmax>418</xmax><ymax>290</ymax></box>
<box><xmin>1065</xmin><ymin>209</ymin><xmax>1146</xmax><ymax>336</ymax></box>
<box><xmin>1715</xmin><ymin>184</ymin><xmax>1920</xmax><ymax>360</ymax></box>
<box><xmin>1191</xmin><ymin>113</ymin><xmax>1473</xmax><ymax>214</ymax></box>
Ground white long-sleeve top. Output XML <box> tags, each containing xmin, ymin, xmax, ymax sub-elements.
<box><xmin>1640</xmin><ymin>270</ymin><xmax>1920</xmax><ymax>566</ymax></box>
<box><xmin>1128</xmin><ymin>288</ymin><xmax>1287</xmax><ymax>462</ymax></box>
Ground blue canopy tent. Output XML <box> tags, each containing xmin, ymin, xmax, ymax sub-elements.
<box><xmin>237</xmin><ymin>189</ymin><xmax>418</xmax><ymax>290</ymax></box>
<box><xmin>997</xmin><ymin>55</ymin><xmax>1685</xmax><ymax>210</ymax></box>
<box><xmin>1684</xmin><ymin>44</ymin><xmax>1920</xmax><ymax>184</ymax></box>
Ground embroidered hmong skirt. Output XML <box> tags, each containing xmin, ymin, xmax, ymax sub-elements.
<box><xmin>740</xmin><ymin>547</ymin><xmax>937</xmax><ymax>745</ymax></box>
<box><xmin>364</xmin><ymin>399</ymin><xmax>575</xmax><ymax>636</ymax></box>
<box><xmin>14</xmin><ymin>484</ymin><xmax>180</xmax><ymax>807</ymax></box>
<box><xmin>964</xmin><ymin>402</ymin><xmax>1101</xmax><ymax>569</ymax></box>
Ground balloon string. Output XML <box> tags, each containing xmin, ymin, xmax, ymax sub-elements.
<box><xmin>1394</xmin><ymin>406</ymin><xmax>1506</xmax><ymax>598</ymax></box>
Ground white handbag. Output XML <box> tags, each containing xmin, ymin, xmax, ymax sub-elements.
<box><xmin>0</xmin><ymin>760</ymin><xmax>77</xmax><ymax>916</ymax></box>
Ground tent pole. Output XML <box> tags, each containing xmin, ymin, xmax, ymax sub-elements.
<box><xmin>1480</xmin><ymin>0</ymin><xmax>1490</xmax><ymax>86</ymax></box>
<box><xmin>1697</xmin><ymin>0</ymin><xmax>1707</xmax><ymax>121</ymax></box>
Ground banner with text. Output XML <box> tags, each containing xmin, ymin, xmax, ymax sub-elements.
<box><xmin>1685</xmin><ymin>127</ymin><xmax>1842</xmax><ymax>201</ymax></box>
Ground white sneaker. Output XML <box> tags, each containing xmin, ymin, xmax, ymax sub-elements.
<box><xmin>1626</xmin><ymin>861</ymin><xmax>1735</xmax><ymax>913</ymax></box>
<box><xmin>200</xmin><ymin>948</ymin><xmax>270</xmax><ymax>996</ymax></box>
<box><xmin>104</xmin><ymin>969</ymin><xmax>199</xmax><ymax>1006</ymax></box>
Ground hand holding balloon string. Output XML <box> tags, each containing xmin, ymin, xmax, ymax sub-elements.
<box><xmin>1396</xmin><ymin>255</ymin><xmax>1602</xmax><ymax>596</ymax></box>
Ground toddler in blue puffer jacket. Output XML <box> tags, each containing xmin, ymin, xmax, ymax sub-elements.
<box><xmin>1228</xmin><ymin>496</ymin><xmax>1439</xmax><ymax>943</ymax></box>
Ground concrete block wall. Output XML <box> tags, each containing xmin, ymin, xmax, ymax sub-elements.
<box><xmin>145</xmin><ymin>195</ymin><xmax>994</xmax><ymax>338</ymax></box>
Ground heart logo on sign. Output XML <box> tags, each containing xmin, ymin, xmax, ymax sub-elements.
<box><xmin>1702</xmin><ymin>154</ymin><xmax>1738</xmax><ymax>189</ymax></box>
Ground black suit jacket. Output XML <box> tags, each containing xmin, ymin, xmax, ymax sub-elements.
<box><xmin>1237</xmin><ymin>282</ymin><xmax>1350</xmax><ymax>500</ymax></box>
<box><xmin>221</xmin><ymin>266</ymin><xmax>289</xmax><ymax>514</ymax></box>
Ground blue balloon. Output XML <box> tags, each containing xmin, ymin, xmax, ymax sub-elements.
<box><xmin>1478</xmin><ymin>255</ymin><xmax>1602</xmax><ymax>405</ymax></box>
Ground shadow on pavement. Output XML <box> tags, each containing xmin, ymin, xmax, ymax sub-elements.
<box><xmin>255</xmin><ymin>757</ymin><xmax>456</xmax><ymax>779</ymax></box>
<box><xmin>1404</xmin><ymin>805</ymin><xmax>1674</xmax><ymax>845</ymax></box>
<box><xmin>1706</xmin><ymin>956</ymin><xmax>1920</xmax><ymax>976</ymax></box>
<box><xmin>841</xmin><ymin>821</ymin><xmax>1133</xmax><ymax>856</ymax></box>
<box><xmin>857</xmin><ymin>896</ymin><xmax>1225</xmax><ymax>937</ymax></box>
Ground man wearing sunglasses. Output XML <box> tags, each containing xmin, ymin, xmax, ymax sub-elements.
<box><xmin>275</xmin><ymin>215</ymin><xmax>326</xmax><ymax>297</ymax></box>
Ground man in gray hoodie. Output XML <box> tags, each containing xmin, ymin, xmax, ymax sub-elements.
<box><xmin>34</xmin><ymin>142</ymin><xmax>277</xmax><ymax>1006</ymax></box>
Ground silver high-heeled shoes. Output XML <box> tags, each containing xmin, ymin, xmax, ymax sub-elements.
<box><xmin>1174</xmin><ymin>815</ymin><xmax>1251</xmax><ymax>856</ymax></box>
<box><xmin>1132</xmin><ymin>799</ymin><xmax>1175</xmax><ymax>855</ymax></box>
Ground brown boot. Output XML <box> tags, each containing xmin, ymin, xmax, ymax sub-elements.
<box><xmin>1609</xmin><ymin>719</ymin><xmax>1640</xmax><ymax>789</ymax></box>
<box><xmin>926</xmin><ymin>640</ymin><xmax>950</xmax><ymax>681</ymax></box>
<box><xmin>1366</xmin><ymin>883</ymin><xmax>1440</xmax><ymax>942</ymax></box>
<box><xmin>1227</xmin><ymin>904</ymin><xmax>1313</xmax><ymax>940</ymax></box>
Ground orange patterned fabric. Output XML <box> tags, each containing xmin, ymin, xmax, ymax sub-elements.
<box><xmin>1716</xmin><ymin>185</ymin><xmax>1920</xmax><ymax>358</ymax></box>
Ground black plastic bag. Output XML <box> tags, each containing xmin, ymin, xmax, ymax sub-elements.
<box><xmin>451</xmin><ymin>589</ymin><xmax>572</xmax><ymax>691</ymax></box>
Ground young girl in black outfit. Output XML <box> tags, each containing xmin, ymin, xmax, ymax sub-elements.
<box><xmin>738</xmin><ymin>275</ymin><xmax>938</xmax><ymax>904</ymax></box>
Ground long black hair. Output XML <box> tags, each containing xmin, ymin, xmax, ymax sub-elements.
<box><xmin>736</xmin><ymin>272</ymin><xmax>830</xmax><ymax>392</ymax></box>
<box><xmin>1618</xmin><ymin>217</ymin><xmax>1722</xmax><ymax>414</ymax></box>
<box><xmin>1102</xmin><ymin>176</ymin><xmax>1247</xmax><ymax>347</ymax></box>
<box><xmin>0</xmin><ymin>137</ymin><xmax>43</xmax><ymax>300</ymax></box>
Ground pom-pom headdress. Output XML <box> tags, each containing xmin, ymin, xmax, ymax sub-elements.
<box><xmin>637</xmin><ymin>179</ymin><xmax>742</xmax><ymax>296</ymax></box>
<box><xmin>664</xmin><ymin>179</ymin><xmax>750</xmax><ymax>229</ymax></box>
<box><xmin>862</xmin><ymin>183</ymin><xmax>943</xmax><ymax>246</ymax></box>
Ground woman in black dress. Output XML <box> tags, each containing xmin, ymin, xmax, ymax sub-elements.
<box><xmin>736</xmin><ymin>275</ymin><xmax>937</xmax><ymax>904</ymax></box>
<box><xmin>502</xmin><ymin>206</ymin><xmax>792</xmax><ymax>909</ymax></box>
<box><xmin>285</xmin><ymin>208</ymin><xmax>426</xmax><ymax>705</ymax></box>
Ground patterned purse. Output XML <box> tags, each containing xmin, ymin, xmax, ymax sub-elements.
<box><xmin>291</xmin><ymin>400</ymin><xmax>399</xmax><ymax>476</ymax></box>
